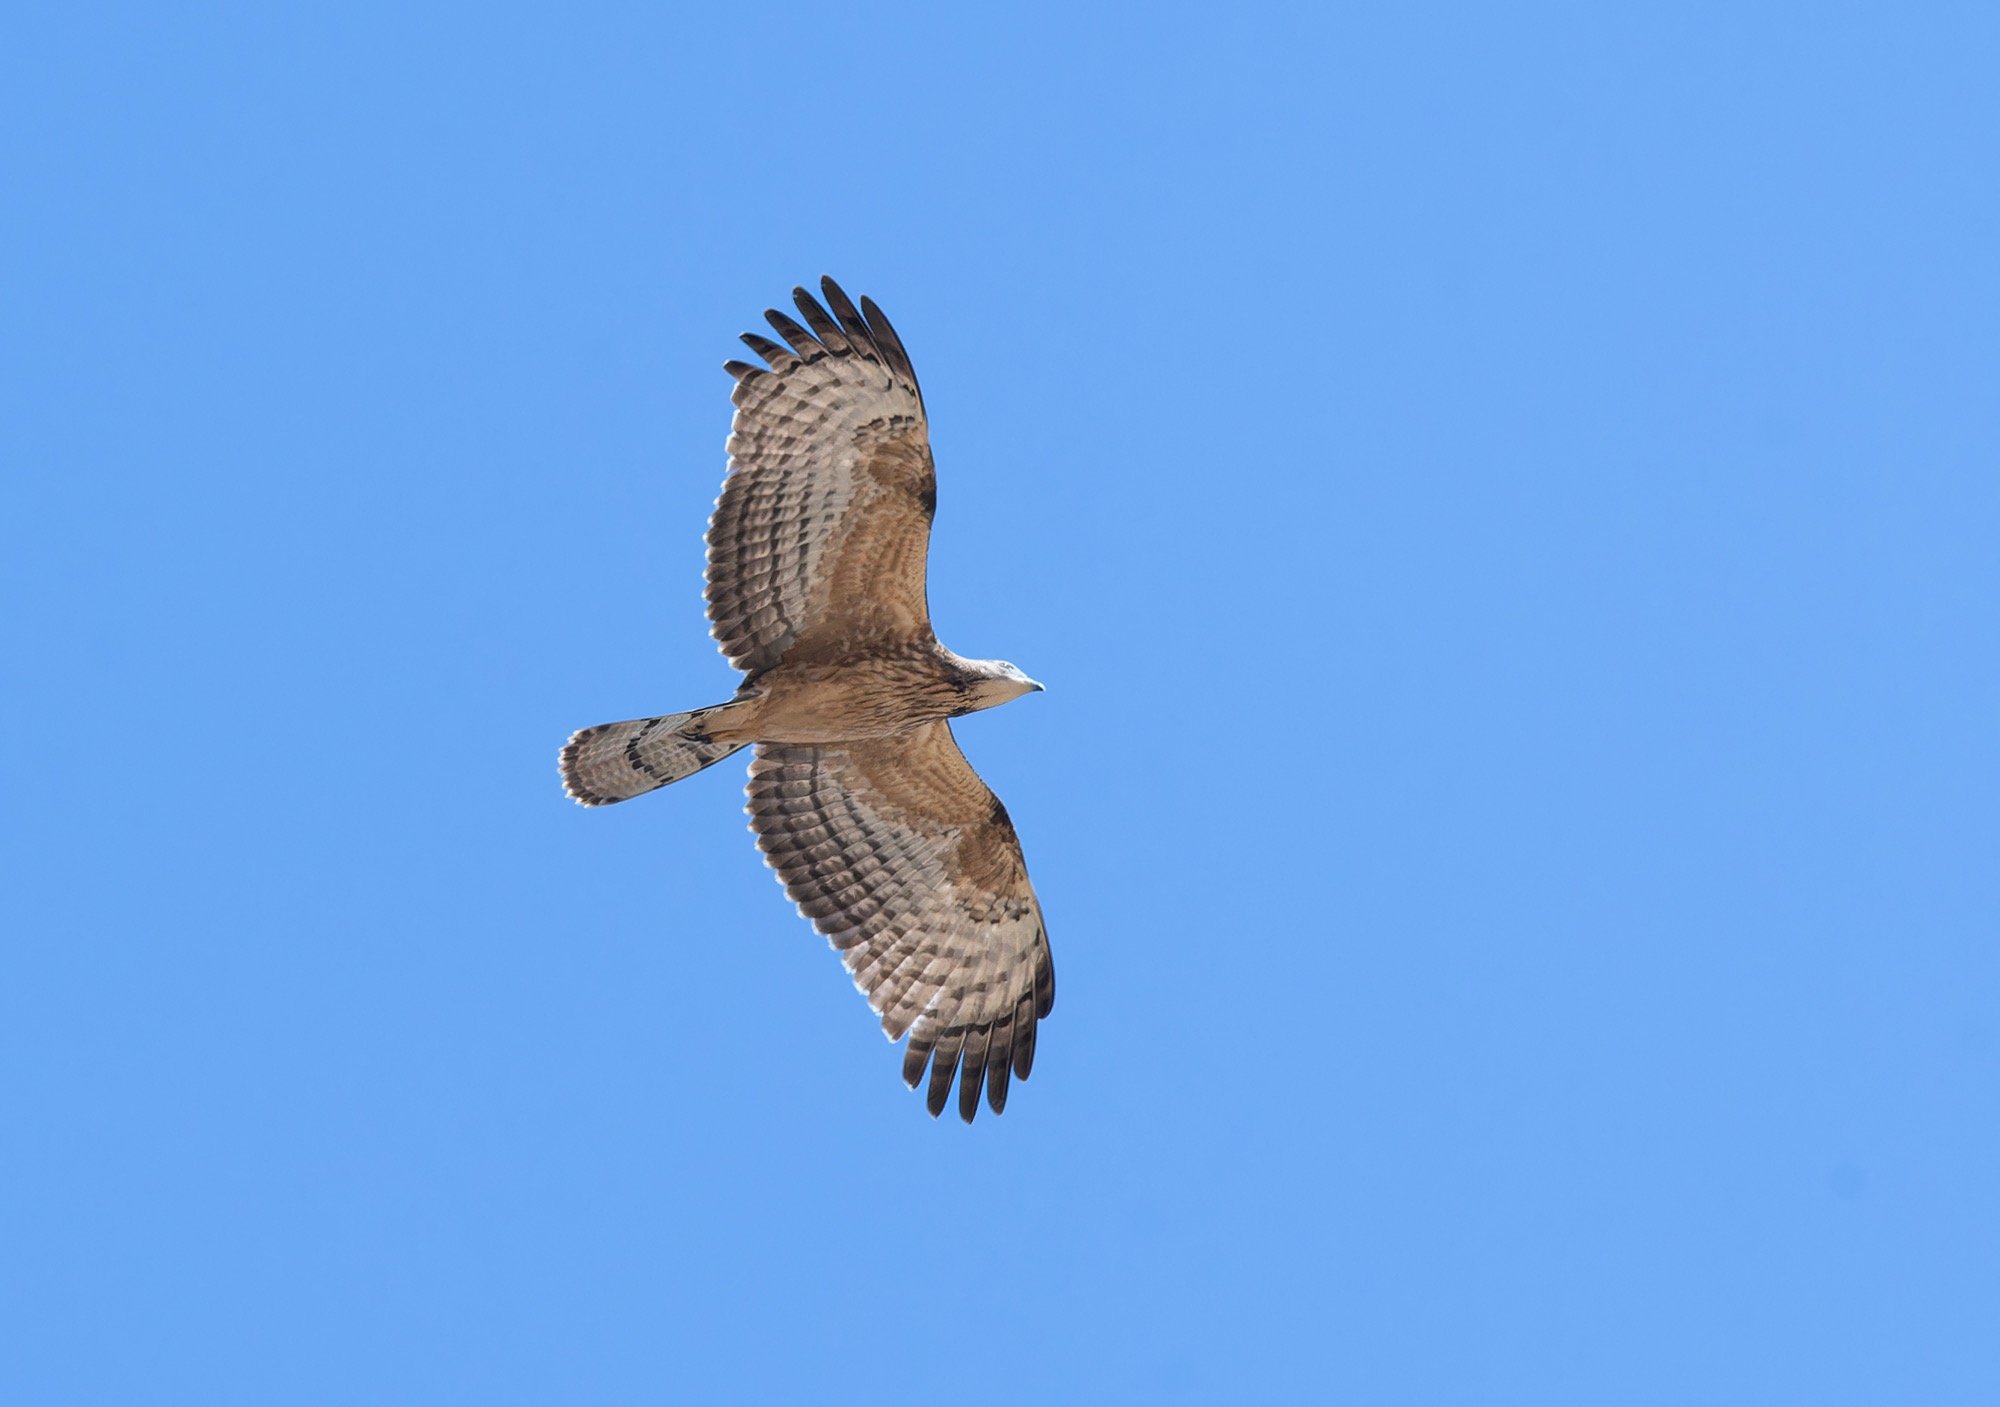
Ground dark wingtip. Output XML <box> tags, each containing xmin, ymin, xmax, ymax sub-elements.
<box><xmin>790</xmin><ymin>284</ymin><xmax>846</xmax><ymax>348</ymax></box>
<box><xmin>819</xmin><ymin>278</ymin><xmax>872</xmax><ymax>345</ymax></box>
<box><xmin>854</xmin><ymin>293</ymin><xmax>920</xmax><ymax>394</ymax></box>
<box><xmin>1013</xmin><ymin>1015</ymin><xmax>1037</xmax><ymax>1080</ymax></box>
<box><xmin>985</xmin><ymin>1058</ymin><xmax>1011</xmax><ymax>1115</ymax></box>
<box><xmin>740</xmin><ymin>331</ymin><xmax>788</xmax><ymax>364</ymax></box>
<box><xmin>926</xmin><ymin>1042</ymin><xmax>960</xmax><ymax>1118</ymax></box>
<box><xmin>957</xmin><ymin>1054</ymin><xmax>987</xmax><ymax>1124</ymax></box>
<box><xmin>763</xmin><ymin>307</ymin><xmax>813</xmax><ymax>353</ymax></box>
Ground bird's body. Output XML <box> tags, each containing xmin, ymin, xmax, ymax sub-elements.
<box><xmin>561</xmin><ymin>278</ymin><xmax>1053</xmax><ymax>1122</ymax></box>
<box><xmin>709</xmin><ymin>646</ymin><xmax>1029</xmax><ymax>747</ymax></box>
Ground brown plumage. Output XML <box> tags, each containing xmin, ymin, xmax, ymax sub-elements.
<box><xmin>560</xmin><ymin>278</ymin><xmax>1052</xmax><ymax>1122</ymax></box>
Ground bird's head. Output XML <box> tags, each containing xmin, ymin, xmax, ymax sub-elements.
<box><xmin>955</xmin><ymin>657</ymin><xmax>1044</xmax><ymax>713</ymax></box>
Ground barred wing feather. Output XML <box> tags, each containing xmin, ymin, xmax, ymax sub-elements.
<box><xmin>745</xmin><ymin>721</ymin><xmax>1054</xmax><ymax>1122</ymax></box>
<box><xmin>709</xmin><ymin>278</ymin><xmax>937</xmax><ymax>676</ymax></box>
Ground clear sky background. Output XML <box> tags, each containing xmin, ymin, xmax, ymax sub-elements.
<box><xmin>6</xmin><ymin>4</ymin><xmax>1996</xmax><ymax>1403</ymax></box>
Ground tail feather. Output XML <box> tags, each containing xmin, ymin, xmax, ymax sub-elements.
<box><xmin>560</xmin><ymin>706</ymin><xmax>745</xmax><ymax>806</ymax></box>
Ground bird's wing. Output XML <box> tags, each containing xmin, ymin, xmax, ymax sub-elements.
<box><xmin>746</xmin><ymin>721</ymin><xmax>1054</xmax><ymax>1122</ymax></box>
<box><xmin>708</xmin><ymin>278</ymin><xmax>935</xmax><ymax>676</ymax></box>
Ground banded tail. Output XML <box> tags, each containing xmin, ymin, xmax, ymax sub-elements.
<box><xmin>560</xmin><ymin>705</ymin><xmax>745</xmax><ymax>806</ymax></box>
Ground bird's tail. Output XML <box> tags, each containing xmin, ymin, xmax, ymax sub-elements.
<box><xmin>560</xmin><ymin>705</ymin><xmax>746</xmax><ymax>806</ymax></box>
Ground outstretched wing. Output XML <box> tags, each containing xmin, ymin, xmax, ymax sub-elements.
<box><xmin>708</xmin><ymin>278</ymin><xmax>936</xmax><ymax>676</ymax></box>
<box><xmin>746</xmin><ymin>721</ymin><xmax>1055</xmax><ymax>1122</ymax></box>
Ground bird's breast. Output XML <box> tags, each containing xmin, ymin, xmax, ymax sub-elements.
<box><xmin>733</xmin><ymin>653</ymin><xmax>961</xmax><ymax>744</ymax></box>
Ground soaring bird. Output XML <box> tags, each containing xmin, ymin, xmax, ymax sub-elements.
<box><xmin>561</xmin><ymin>278</ymin><xmax>1053</xmax><ymax>1122</ymax></box>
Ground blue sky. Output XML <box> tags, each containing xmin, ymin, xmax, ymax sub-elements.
<box><xmin>6</xmin><ymin>3</ymin><xmax>1996</xmax><ymax>1402</ymax></box>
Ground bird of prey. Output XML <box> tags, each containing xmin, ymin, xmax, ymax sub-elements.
<box><xmin>560</xmin><ymin>277</ymin><xmax>1054</xmax><ymax>1123</ymax></box>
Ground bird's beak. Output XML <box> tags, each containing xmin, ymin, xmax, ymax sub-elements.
<box><xmin>1028</xmin><ymin>679</ymin><xmax>1045</xmax><ymax>693</ymax></box>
